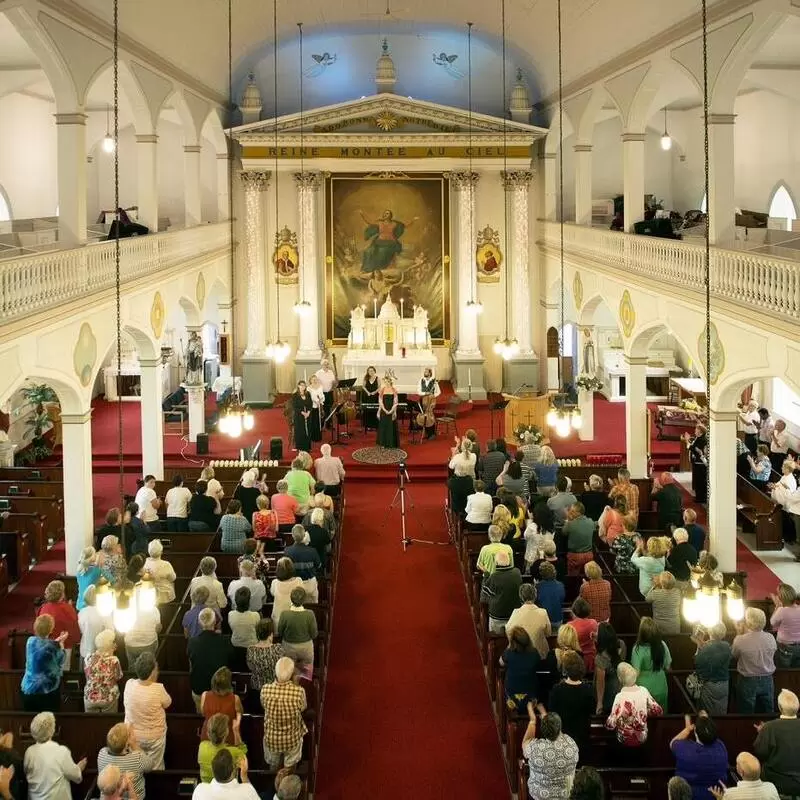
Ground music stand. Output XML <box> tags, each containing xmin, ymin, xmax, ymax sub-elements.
<box><xmin>489</xmin><ymin>398</ymin><xmax>510</xmax><ymax>440</ymax></box>
<box><xmin>336</xmin><ymin>378</ymin><xmax>358</xmax><ymax>440</ymax></box>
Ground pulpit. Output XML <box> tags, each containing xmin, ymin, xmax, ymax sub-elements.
<box><xmin>502</xmin><ymin>393</ymin><xmax>551</xmax><ymax>436</ymax></box>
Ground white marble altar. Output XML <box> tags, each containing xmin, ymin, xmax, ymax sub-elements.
<box><xmin>602</xmin><ymin>348</ymin><xmax>681</xmax><ymax>402</ymax></box>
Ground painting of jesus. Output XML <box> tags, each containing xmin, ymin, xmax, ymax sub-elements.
<box><xmin>326</xmin><ymin>173</ymin><xmax>450</xmax><ymax>343</ymax></box>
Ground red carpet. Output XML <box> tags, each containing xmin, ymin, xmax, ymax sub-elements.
<box><xmin>314</xmin><ymin>481</ymin><xmax>509</xmax><ymax>799</ymax></box>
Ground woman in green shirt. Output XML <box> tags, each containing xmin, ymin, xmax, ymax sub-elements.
<box><xmin>284</xmin><ymin>458</ymin><xmax>316</xmax><ymax>513</ymax></box>
<box><xmin>197</xmin><ymin>713</ymin><xmax>247</xmax><ymax>783</ymax></box>
<box><xmin>631</xmin><ymin>616</ymin><xmax>672</xmax><ymax>711</ymax></box>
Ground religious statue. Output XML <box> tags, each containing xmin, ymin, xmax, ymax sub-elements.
<box><xmin>185</xmin><ymin>331</ymin><xmax>204</xmax><ymax>385</ymax></box>
<box><xmin>359</xmin><ymin>209</ymin><xmax>418</xmax><ymax>273</ymax></box>
<box><xmin>582</xmin><ymin>328</ymin><xmax>596</xmax><ymax>374</ymax></box>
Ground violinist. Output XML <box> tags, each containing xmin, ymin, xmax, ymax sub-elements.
<box><xmin>292</xmin><ymin>381</ymin><xmax>314</xmax><ymax>452</ymax></box>
<box><xmin>315</xmin><ymin>358</ymin><xmax>337</xmax><ymax>430</ymax></box>
<box><xmin>418</xmin><ymin>368</ymin><xmax>440</xmax><ymax>440</ymax></box>
<box><xmin>307</xmin><ymin>375</ymin><xmax>325</xmax><ymax>444</ymax></box>
<box><xmin>362</xmin><ymin>365</ymin><xmax>380</xmax><ymax>431</ymax></box>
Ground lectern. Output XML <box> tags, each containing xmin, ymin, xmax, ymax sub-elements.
<box><xmin>502</xmin><ymin>392</ymin><xmax>551</xmax><ymax>437</ymax></box>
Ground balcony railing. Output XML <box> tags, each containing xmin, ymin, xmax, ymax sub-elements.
<box><xmin>539</xmin><ymin>221</ymin><xmax>800</xmax><ymax>322</ymax></box>
<box><xmin>0</xmin><ymin>223</ymin><xmax>231</xmax><ymax>322</ymax></box>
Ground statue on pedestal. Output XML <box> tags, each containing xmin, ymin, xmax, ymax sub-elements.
<box><xmin>185</xmin><ymin>331</ymin><xmax>204</xmax><ymax>386</ymax></box>
<box><xmin>582</xmin><ymin>328</ymin><xmax>596</xmax><ymax>375</ymax></box>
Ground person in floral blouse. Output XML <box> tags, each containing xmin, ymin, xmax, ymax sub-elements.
<box><xmin>84</xmin><ymin>629</ymin><xmax>123</xmax><ymax>713</ymax></box>
<box><xmin>610</xmin><ymin>518</ymin><xmax>639</xmax><ymax>574</ymax></box>
<box><xmin>605</xmin><ymin>662</ymin><xmax>663</xmax><ymax>749</ymax></box>
<box><xmin>246</xmin><ymin>618</ymin><xmax>284</xmax><ymax>692</ymax></box>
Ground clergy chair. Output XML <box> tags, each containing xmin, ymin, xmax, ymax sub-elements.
<box><xmin>435</xmin><ymin>396</ymin><xmax>461</xmax><ymax>437</ymax></box>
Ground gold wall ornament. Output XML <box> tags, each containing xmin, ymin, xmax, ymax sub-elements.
<box><xmin>273</xmin><ymin>226</ymin><xmax>300</xmax><ymax>285</ymax></box>
<box><xmin>150</xmin><ymin>292</ymin><xmax>165</xmax><ymax>340</ymax></box>
<box><xmin>196</xmin><ymin>272</ymin><xmax>206</xmax><ymax>311</ymax></box>
<box><xmin>73</xmin><ymin>322</ymin><xmax>98</xmax><ymax>387</ymax></box>
<box><xmin>573</xmin><ymin>271</ymin><xmax>584</xmax><ymax>311</ymax></box>
<box><xmin>698</xmin><ymin>322</ymin><xmax>725</xmax><ymax>386</ymax></box>
<box><xmin>619</xmin><ymin>289</ymin><xmax>636</xmax><ymax>338</ymax></box>
<box><xmin>475</xmin><ymin>225</ymin><xmax>502</xmax><ymax>284</ymax></box>
<box><xmin>374</xmin><ymin>112</ymin><xmax>401</xmax><ymax>131</ymax></box>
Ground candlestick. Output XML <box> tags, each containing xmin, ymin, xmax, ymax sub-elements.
<box><xmin>304</xmin><ymin>369</ymin><xmax>308</xmax><ymax>382</ymax></box>
<box><xmin>468</xmin><ymin>368</ymin><xmax>472</xmax><ymax>386</ymax></box>
<box><xmin>400</xmin><ymin>298</ymin><xmax>404</xmax><ymax>318</ymax></box>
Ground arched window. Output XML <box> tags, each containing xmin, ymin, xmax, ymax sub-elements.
<box><xmin>0</xmin><ymin>186</ymin><xmax>11</xmax><ymax>223</ymax></box>
<box><xmin>768</xmin><ymin>184</ymin><xmax>797</xmax><ymax>231</ymax></box>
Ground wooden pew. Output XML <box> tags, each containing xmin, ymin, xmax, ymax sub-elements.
<box><xmin>6</xmin><ymin>512</ymin><xmax>50</xmax><ymax>562</ymax></box>
<box><xmin>0</xmin><ymin>530</ymin><xmax>31</xmax><ymax>581</ymax></box>
<box><xmin>0</xmin><ymin>465</ymin><xmax>63</xmax><ymax>482</ymax></box>
<box><xmin>0</xmin><ymin>495</ymin><xmax>63</xmax><ymax>530</ymax></box>
<box><xmin>0</xmin><ymin>480</ymin><xmax>63</xmax><ymax>499</ymax></box>
<box><xmin>736</xmin><ymin>475</ymin><xmax>783</xmax><ymax>550</ymax></box>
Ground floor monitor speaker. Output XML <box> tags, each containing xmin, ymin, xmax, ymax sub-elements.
<box><xmin>196</xmin><ymin>433</ymin><xmax>209</xmax><ymax>455</ymax></box>
<box><xmin>270</xmin><ymin>437</ymin><xmax>283</xmax><ymax>461</ymax></box>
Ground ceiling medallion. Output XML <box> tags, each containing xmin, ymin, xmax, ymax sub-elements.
<box><xmin>374</xmin><ymin>112</ymin><xmax>401</xmax><ymax>132</ymax></box>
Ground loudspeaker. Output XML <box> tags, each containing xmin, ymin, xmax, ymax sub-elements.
<box><xmin>270</xmin><ymin>437</ymin><xmax>283</xmax><ymax>461</ymax></box>
<box><xmin>196</xmin><ymin>433</ymin><xmax>209</xmax><ymax>455</ymax></box>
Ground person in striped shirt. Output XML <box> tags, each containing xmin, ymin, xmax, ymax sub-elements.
<box><xmin>97</xmin><ymin>723</ymin><xmax>158</xmax><ymax>799</ymax></box>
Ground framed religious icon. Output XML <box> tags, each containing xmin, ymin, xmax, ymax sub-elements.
<box><xmin>273</xmin><ymin>226</ymin><xmax>299</xmax><ymax>285</ymax></box>
<box><xmin>325</xmin><ymin>172</ymin><xmax>450</xmax><ymax>344</ymax></box>
<box><xmin>475</xmin><ymin>225</ymin><xmax>502</xmax><ymax>283</ymax></box>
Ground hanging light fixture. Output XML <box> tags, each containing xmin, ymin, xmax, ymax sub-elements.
<box><xmin>218</xmin><ymin>389</ymin><xmax>255</xmax><ymax>437</ymax></box>
<box><xmin>102</xmin><ymin>104</ymin><xmax>116</xmax><ymax>153</ymax></box>
<box><xmin>293</xmin><ymin>22</ymin><xmax>313</xmax><ymax>319</ymax></box>
<box><xmin>464</xmin><ymin>22</ymin><xmax>483</xmax><ymax>316</ymax></box>
<box><xmin>660</xmin><ymin>107</ymin><xmax>672</xmax><ymax>151</ymax></box>
<box><xmin>135</xmin><ymin>571</ymin><xmax>157</xmax><ymax>612</ymax></box>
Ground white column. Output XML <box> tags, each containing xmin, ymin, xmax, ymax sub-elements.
<box><xmin>217</xmin><ymin>153</ymin><xmax>231</xmax><ymax>222</ymax></box>
<box><xmin>55</xmin><ymin>112</ymin><xmax>87</xmax><ymax>246</ymax></box>
<box><xmin>543</xmin><ymin>152</ymin><xmax>557</xmax><ymax>221</ymax></box>
<box><xmin>624</xmin><ymin>355</ymin><xmax>648</xmax><ymax>478</ymax></box>
<box><xmin>294</xmin><ymin>171</ymin><xmax>323</xmax><ymax>359</ymax></box>
<box><xmin>622</xmin><ymin>133</ymin><xmax>646</xmax><ymax>233</ymax></box>
<box><xmin>578</xmin><ymin>389</ymin><xmax>595</xmax><ymax>441</ymax></box>
<box><xmin>574</xmin><ymin>144</ymin><xmax>593</xmax><ymax>226</ymax></box>
<box><xmin>240</xmin><ymin>171</ymin><xmax>270</xmax><ymax>356</ymax></box>
<box><xmin>61</xmin><ymin>411</ymin><xmax>93</xmax><ymax>576</ymax></box>
<box><xmin>708</xmin><ymin>408</ymin><xmax>738</xmax><ymax>572</ymax></box>
<box><xmin>136</xmin><ymin>134</ymin><xmax>159</xmax><ymax>233</ymax></box>
<box><xmin>139</xmin><ymin>358</ymin><xmax>164</xmax><ymax>479</ymax></box>
<box><xmin>184</xmin><ymin>144</ymin><xmax>202</xmax><ymax>228</ymax></box>
<box><xmin>187</xmin><ymin>385</ymin><xmax>206</xmax><ymax>444</ymax></box>
<box><xmin>503</xmin><ymin>170</ymin><xmax>534</xmax><ymax>354</ymax></box>
<box><xmin>452</xmin><ymin>171</ymin><xmax>480</xmax><ymax>356</ymax></box>
<box><xmin>708</xmin><ymin>114</ymin><xmax>736</xmax><ymax>246</ymax></box>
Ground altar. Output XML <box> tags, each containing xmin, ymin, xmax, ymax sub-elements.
<box><xmin>602</xmin><ymin>349</ymin><xmax>682</xmax><ymax>403</ymax></box>
<box><xmin>341</xmin><ymin>293</ymin><xmax>436</xmax><ymax>392</ymax></box>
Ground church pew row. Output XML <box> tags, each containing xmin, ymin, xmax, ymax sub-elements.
<box><xmin>0</xmin><ymin>479</ymin><xmax>63</xmax><ymax>499</ymax></box>
<box><xmin>0</xmin><ymin>495</ymin><xmax>62</xmax><ymax>534</ymax></box>
<box><xmin>736</xmin><ymin>474</ymin><xmax>784</xmax><ymax>550</ymax></box>
<box><xmin>0</xmin><ymin>465</ymin><xmax>63</xmax><ymax>483</ymax></box>
<box><xmin>0</xmin><ymin>530</ymin><xmax>31</xmax><ymax>582</ymax></box>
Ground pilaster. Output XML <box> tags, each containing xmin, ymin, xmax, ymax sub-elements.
<box><xmin>60</xmin><ymin>410</ymin><xmax>93</xmax><ymax>575</ymax></box>
<box><xmin>55</xmin><ymin>112</ymin><xmax>88</xmax><ymax>246</ymax></box>
<box><xmin>708</xmin><ymin>114</ymin><xmax>736</xmax><ymax>246</ymax></box>
<box><xmin>621</xmin><ymin>133</ymin><xmax>646</xmax><ymax>233</ymax></box>
<box><xmin>542</xmin><ymin>152</ymin><xmax>557</xmax><ymax>221</ymax></box>
<box><xmin>139</xmin><ymin>358</ymin><xmax>164</xmax><ymax>479</ymax></box>
<box><xmin>136</xmin><ymin>134</ymin><xmax>159</xmax><ymax>232</ymax></box>
<box><xmin>708</xmin><ymin>408</ymin><xmax>738</xmax><ymax>572</ymax></box>
<box><xmin>624</xmin><ymin>354</ymin><xmax>648</xmax><ymax>478</ymax></box>
<box><xmin>573</xmin><ymin>144</ymin><xmax>593</xmax><ymax>226</ymax></box>
<box><xmin>294</xmin><ymin>171</ymin><xmax>323</xmax><ymax>362</ymax></box>
<box><xmin>216</xmin><ymin>152</ymin><xmax>231</xmax><ymax>223</ymax></box>
<box><xmin>240</xmin><ymin>171</ymin><xmax>271</xmax><ymax>358</ymax></box>
<box><xmin>184</xmin><ymin>144</ymin><xmax>203</xmax><ymax>228</ymax></box>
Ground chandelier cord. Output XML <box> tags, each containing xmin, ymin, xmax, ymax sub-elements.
<box><xmin>297</xmin><ymin>22</ymin><xmax>307</xmax><ymax>308</ymax></box>
<box><xmin>557</xmin><ymin>0</ymin><xmax>565</xmax><ymax>392</ymax></box>
<box><xmin>227</xmin><ymin>0</ymin><xmax>235</xmax><ymax>365</ymax></box>
<box><xmin>702</xmin><ymin>0</ymin><xmax>712</xmax><ymax>510</ymax></box>
<box><xmin>467</xmin><ymin>21</ymin><xmax>475</xmax><ymax>307</ymax></box>
<box><xmin>273</xmin><ymin>0</ymin><xmax>281</xmax><ymax>345</ymax></box>
<box><xmin>501</xmin><ymin>0</ymin><xmax>509</xmax><ymax>343</ymax></box>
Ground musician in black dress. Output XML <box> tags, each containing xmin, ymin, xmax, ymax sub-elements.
<box><xmin>377</xmin><ymin>376</ymin><xmax>399</xmax><ymax>448</ymax></box>
<box><xmin>361</xmin><ymin>366</ymin><xmax>380</xmax><ymax>431</ymax></box>
<box><xmin>292</xmin><ymin>381</ymin><xmax>314</xmax><ymax>452</ymax></box>
<box><xmin>686</xmin><ymin>422</ymin><xmax>708</xmax><ymax>503</ymax></box>
<box><xmin>418</xmin><ymin>368</ymin><xmax>441</xmax><ymax>440</ymax></box>
<box><xmin>308</xmin><ymin>375</ymin><xmax>324</xmax><ymax>444</ymax></box>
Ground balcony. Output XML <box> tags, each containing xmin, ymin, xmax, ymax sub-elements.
<box><xmin>539</xmin><ymin>221</ymin><xmax>800</xmax><ymax>324</ymax></box>
<box><xmin>0</xmin><ymin>223</ymin><xmax>231</xmax><ymax>323</ymax></box>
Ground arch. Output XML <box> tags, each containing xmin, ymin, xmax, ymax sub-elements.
<box><xmin>86</xmin><ymin>321</ymin><xmax>159</xmax><ymax>392</ymax></box>
<box><xmin>543</xmin><ymin>110</ymin><xmax>575</xmax><ymax>156</ymax></box>
<box><xmin>577</xmin><ymin>293</ymin><xmax>622</xmax><ymax>331</ymax></box>
<box><xmin>716</xmin><ymin>368</ymin><xmax>800</xmax><ymax>411</ymax></box>
<box><xmin>202</xmin><ymin>108</ymin><xmax>228</xmax><ymax>155</ymax></box>
<box><xmin>627</xmin><ymin>320</ymin><xmax>695</xmax><ymax>365</ymax></box>
<box><xmin>158</xmin><ymin>88</ymin><xmax>199</xmax><ymax>146</ymax></box>
<box><xmin>85</xmin><ymin>59</ymin><xmax>154</xmax><ymax>137</ymax></box>
<box><xmin>178</xmin><ymin>295</ymin><xmax>202</xmax><ymax>327</ymax></box>
<box><xmin>0</xmin><ymin>184</ymin><xmax>11</xmax><ymax>222</ymax></box>
<box><xmin>767</xmin><ymin>182</ymin><xmax>797</xmax><ymax>231</ymax></box>
<box><xmin>0</xmin><ymin>370</ymin><xmax>86</xmax><ymax>417</ymax></box>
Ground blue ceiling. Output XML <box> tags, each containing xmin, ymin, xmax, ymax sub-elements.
<box><xmin>233</xmin><ymin>22</ymin><xmax>542</xmax><ymax>123</ymax></box>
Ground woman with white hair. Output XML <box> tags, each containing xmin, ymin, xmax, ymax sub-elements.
<box><xmin>754</xmin><ymin>688</ymin><xmax>800</xmax><ymax>796</ymax></box>
<box><xmin>666</xmin><ymin>528</ymin><xmax>698</xmax><ymax>586</ymax></box>
<box><xmin>580</xmin><ymin>474</ymin><xmax>608</xmax><ymax>522</ymax></box>
<box><xmin>605</xmin><ymin>662</ymin><xmax>663</xmax><ymax>747</ymax></box>
<box><xmin>22</xmin><ymin>711</ymin><xmax>87</xmax><ymax>799</ymax></box>
<box><xmin>98</xmin><ymin>534</ymin><xmax>127</xmax><ymax>584</ymax></box>
<box><xmin>521</xmin><ymin>705</ymin><xmax>578</xmax><ymax>800</ymax></box>
<box><xmin>233</xmin><ymin>469</ymin><xmax>263</xmax><ymax>523</ymax></box>
<box><xmin>78</xmin><ymin>584</ymin><xmax>113</xmax><ymax>665</ymax></box>
<box><xmin>227</xmin><ymin>559</ymin><xmax>266</xmax><ymax>610</ymax></box>
<box><xmin>83</xmin><ymin>629</ymin><xmax>122</xmax><ymax>713</ymax></box>
<box><xmin>143</xmin><ymin>539</ymin><xmax>176</xmax><ymax>605</ymax></box>
<box><xmin>76</xmin><ymin>546</ymin><xmax>113</xmax><ymax>611</ymax></box>
<box><xmin>692</xmin><ymin>621</ymin><xmax>731</xmax><ymax>716</ymax></box>
<box><xmin>314</xmin><ymin>443</ymin><xmax>345</xmax><ymax>497</ymax></box>
<box><xmin>21</xmin><ymin>615</ymin><xmax>66</xmax><ymax>712</ymax></box>
<box><xmin>306</xmin><ymin>507</ymin><xmax>332</xmax><ymax>567</ymax></box>
<box><xmin>733</xmin><ymin>606</ymin><xmax>777</xmax><ymax>713</ymax></box>
<box><xmin>189</xmin><ymin>556</ymin><xmax>227</xmax><ymax>610</ymax></box>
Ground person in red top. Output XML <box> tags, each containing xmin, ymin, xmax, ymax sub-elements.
<box><xmin>271</xmin><ymin>480</ymin><xmax>300</xmax><ymax>533</ymax></box>
<box><xmin>567</xmin><ymin>597</ymin><xmax>598</xmax><ymax>672</ymax></box>
<box><xmin>252</xmin><ymin>494</ymin><xmax>280</xmax><ymax>555</ymax></box>
<box><xmin>579</xmin><ymin>561</ymin><xmax>612</xmax><ymax>622</ymax></box>
<box><xmin>37</xmin><ymin>579</ymin><xmax>80</xmax><ymax>672</ymax></box>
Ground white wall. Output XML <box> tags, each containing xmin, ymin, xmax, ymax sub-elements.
<box><xmin>92</xmin><ymin>124</ymin><xmax>138</xmax><ymax>218</ymax></box>
<box><xmin>0</xmin><ymin>93</ymin><xmax>58</xmax><ymax>219</ymax></box>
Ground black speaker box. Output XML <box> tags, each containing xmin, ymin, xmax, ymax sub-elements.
<box><xmin>196</xmin><ymin>433</ymin><xmax>209</xmax><ymax>455</ymax></box>
<box><xmin>270</xmin><ymin>437</ymin><xmax>283</xmax><ymax>461</ymax></box>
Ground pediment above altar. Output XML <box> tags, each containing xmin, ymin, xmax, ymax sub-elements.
<box><xmin>231</xmin><ymin>94</ymin><xmax>546</xmax><ymax>143</ymax></box>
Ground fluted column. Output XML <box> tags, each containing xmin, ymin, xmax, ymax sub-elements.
<box><xmin>574</xmin><ymin>144</ymin><xmax>593</xmax><ymax>226</ymax></box>
<box><xmin>451</xmin><ymin>171</ymin><xmax>480</xmax><ymax>356</ymax></box>
<box><xmin>294</xmin><ymin>171</ymin><xmax>322</xmax><ymax>360</ymax></box>
<box><xmin>240</xmin><ymin>171</ymin><xmax>270</xmax><ymax>357</ymax></box>
<box><xmin>502</xmin><ymin>170</ymin><xmax>534</xmax><ymax>355</ymax></box>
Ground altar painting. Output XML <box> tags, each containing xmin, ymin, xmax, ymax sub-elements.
<box><xmin>325</xmin><ymin>173</ymin><xmax>450</xmax><ymax>343</ymax></box>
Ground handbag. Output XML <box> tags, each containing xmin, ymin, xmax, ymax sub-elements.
<box><xmin>686</xmin><ymin>672</ymin><xmax>703</xmax><ymax>699</ymax></box>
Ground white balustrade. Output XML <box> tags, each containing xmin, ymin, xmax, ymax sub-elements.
<box><xmin>0</xmin><ymin>223</ymin><xmax>230</xmax><ymax>321</ymax></box>
<box><xmin>540</xmin><ymin>221</ymin><xmax>800</xmax><ymax>322</ymax></box>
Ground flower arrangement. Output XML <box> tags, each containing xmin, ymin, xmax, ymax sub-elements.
<box><xmin>513</xmin><ymin>423</ymin><xmax>544</xmax><ymax>445</ymax></box>
<box><xmin>575</xmin><ymin>373</ymin><xmax>603</xmax><ymax>392</ymax></box>
<box><xmin>679</xmin><ymin>398</ymin><xmax>701</xmax><ymax>412</ymax></box>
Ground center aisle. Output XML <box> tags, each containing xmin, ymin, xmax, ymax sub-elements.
<box><xmin>315</xmin><ymin>479</ymin><xmax>509</xmax><ymax>798</ymax></box>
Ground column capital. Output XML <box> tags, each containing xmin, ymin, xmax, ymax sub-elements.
<box><xmin>501</xmin><ymin>170</ymin><xmax>534</xmax><ymax>190</ymax></box>
<box><xmin>240</xmin><ymin>170</ymin><xmax>271</xmax><ymax>190</ymax></box>
<box><xmin>184</xmin><ymin>144</ymin><xmax>202</xmax><ymax>154</ymax></box>
<box><xmin>623</xmin><ymin>355</ymin><xmax>648</xmax><ymax>366</ymax></box>
<box><xmin>446</xmin><ymin>171</ymin><xmax>480</xmax><ymax>190</ymax></box>
<box><xmin>621</xmin><ymin>132</ymin><xmax>646</xmax><ymax>143</ymax></box>
<box><xmin>541</xmin><ymin>151</ymin><xmax>557</xmax><ymax>161</ymax></box>
<box><xmin>54</xmin><ymin>112</ymin><xmax>87</xmax><ymax>126</ymax></box>
<box><xmin>573</xmin><ymin>143</ymin><xmax>592</xmax><ymax>153</ymax></box>
<box><xmin>60</xmin><ymin>410</ymin><xmax>93</xmax><ymax>425</ymax></box>
<box><xmin>136</xmin><ymin>134</ymin><xmax>158</xmax><ymax>144</ymax></box>
<box><xmin>708</xmin><ymin>113</ymin><xmax>736</xmax><ymax>126</ymax></box>
<box><xmin>139</xmin><ymin>358</ymin><xmax>163</xmax><ymax>369</ymax></box>
<box><xmin>217</xmin><ymin>151</ymin><xmax>232</xmax><ymax>161</ymax></box>
<box><xmin>293</xmin><ymin>171</ymin><xmax>323</xmax><ymax>191</ymax></box>
<box><xmin>708</xmin><ymin>408</ymin><xmax>739</xmax><ymax>423</ymax></box>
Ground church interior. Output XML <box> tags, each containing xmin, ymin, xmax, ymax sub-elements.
<box><xmin>0</xmin><ymin>0</ymin><xmax>800</xmax><ymax>797</ymax></box>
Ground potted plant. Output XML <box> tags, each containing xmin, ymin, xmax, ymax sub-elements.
<box><xmin>16</xmin><ymin>383</ymin><xmax>59</xmax><ymax>465</ymax></box>
<box><xmin>575</xmin><ymin>373</ymin><xmax>603</xmax><ymax>392</ymax></box>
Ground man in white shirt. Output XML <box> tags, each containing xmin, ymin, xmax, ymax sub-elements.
<box><xmin>77</xmin><ymin>585</ymin><xmax>113</xmax><ymax>664</ymax></box>
<box><xmin>134</xmin><ymin>476</ymin><xmax>161</xmax><ymax>526</ymax></box>
<box><xmin>23</xmin><ymin>712</ymin><xmax>87</xmax><ymax>800</ymax></box>
<box><xmin>165</xmin><ymin>475</ymin><xmax>193</xmax><ymax>532</ymax></box>
<box><xmin>738</xmin><ymin>401</ymin><xmax>760</xmax><ymax>453</ymax></box>
<box><xmin>314</xmin><ymin>359</ymin><xmax>337</xmax><ymax>429</ymax></box>
<box><xmin>710</xmin><ymin>752</ymin><xmax>779</xmax><ymax>800</ymax></box>
<box><xmin>758</xmin><ymin>408</ymin><xmax>775</xmax><ymax>448</ymax></box>
<box><xmin>192</xmin><ymin>749</ymin><xmax>258</xmax><ymax>800</ymax></box>
<box><xmin>769</xmin><ymin>420</ymin><xmax>790</xmax><ymax>472</ymax></box>
<box><xmin>227</xmin><ymin>560</ymin><xmax>266</xmax><ymax>611</ymax></box>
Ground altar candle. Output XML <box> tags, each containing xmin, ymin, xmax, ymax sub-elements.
<box><xmin>400</xmin><ymin>298</ymin><xmax>404</xmax><ymax>318</ymax></box>
<box><xmin>468</xmin><ymin>368</ymin><xmax>472</xmax><ymax>387</ymax></box>
<box><xmin>304</xmin><ymin>369</ymin><xmax>307</xmax><ymax>382</ymax></box>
